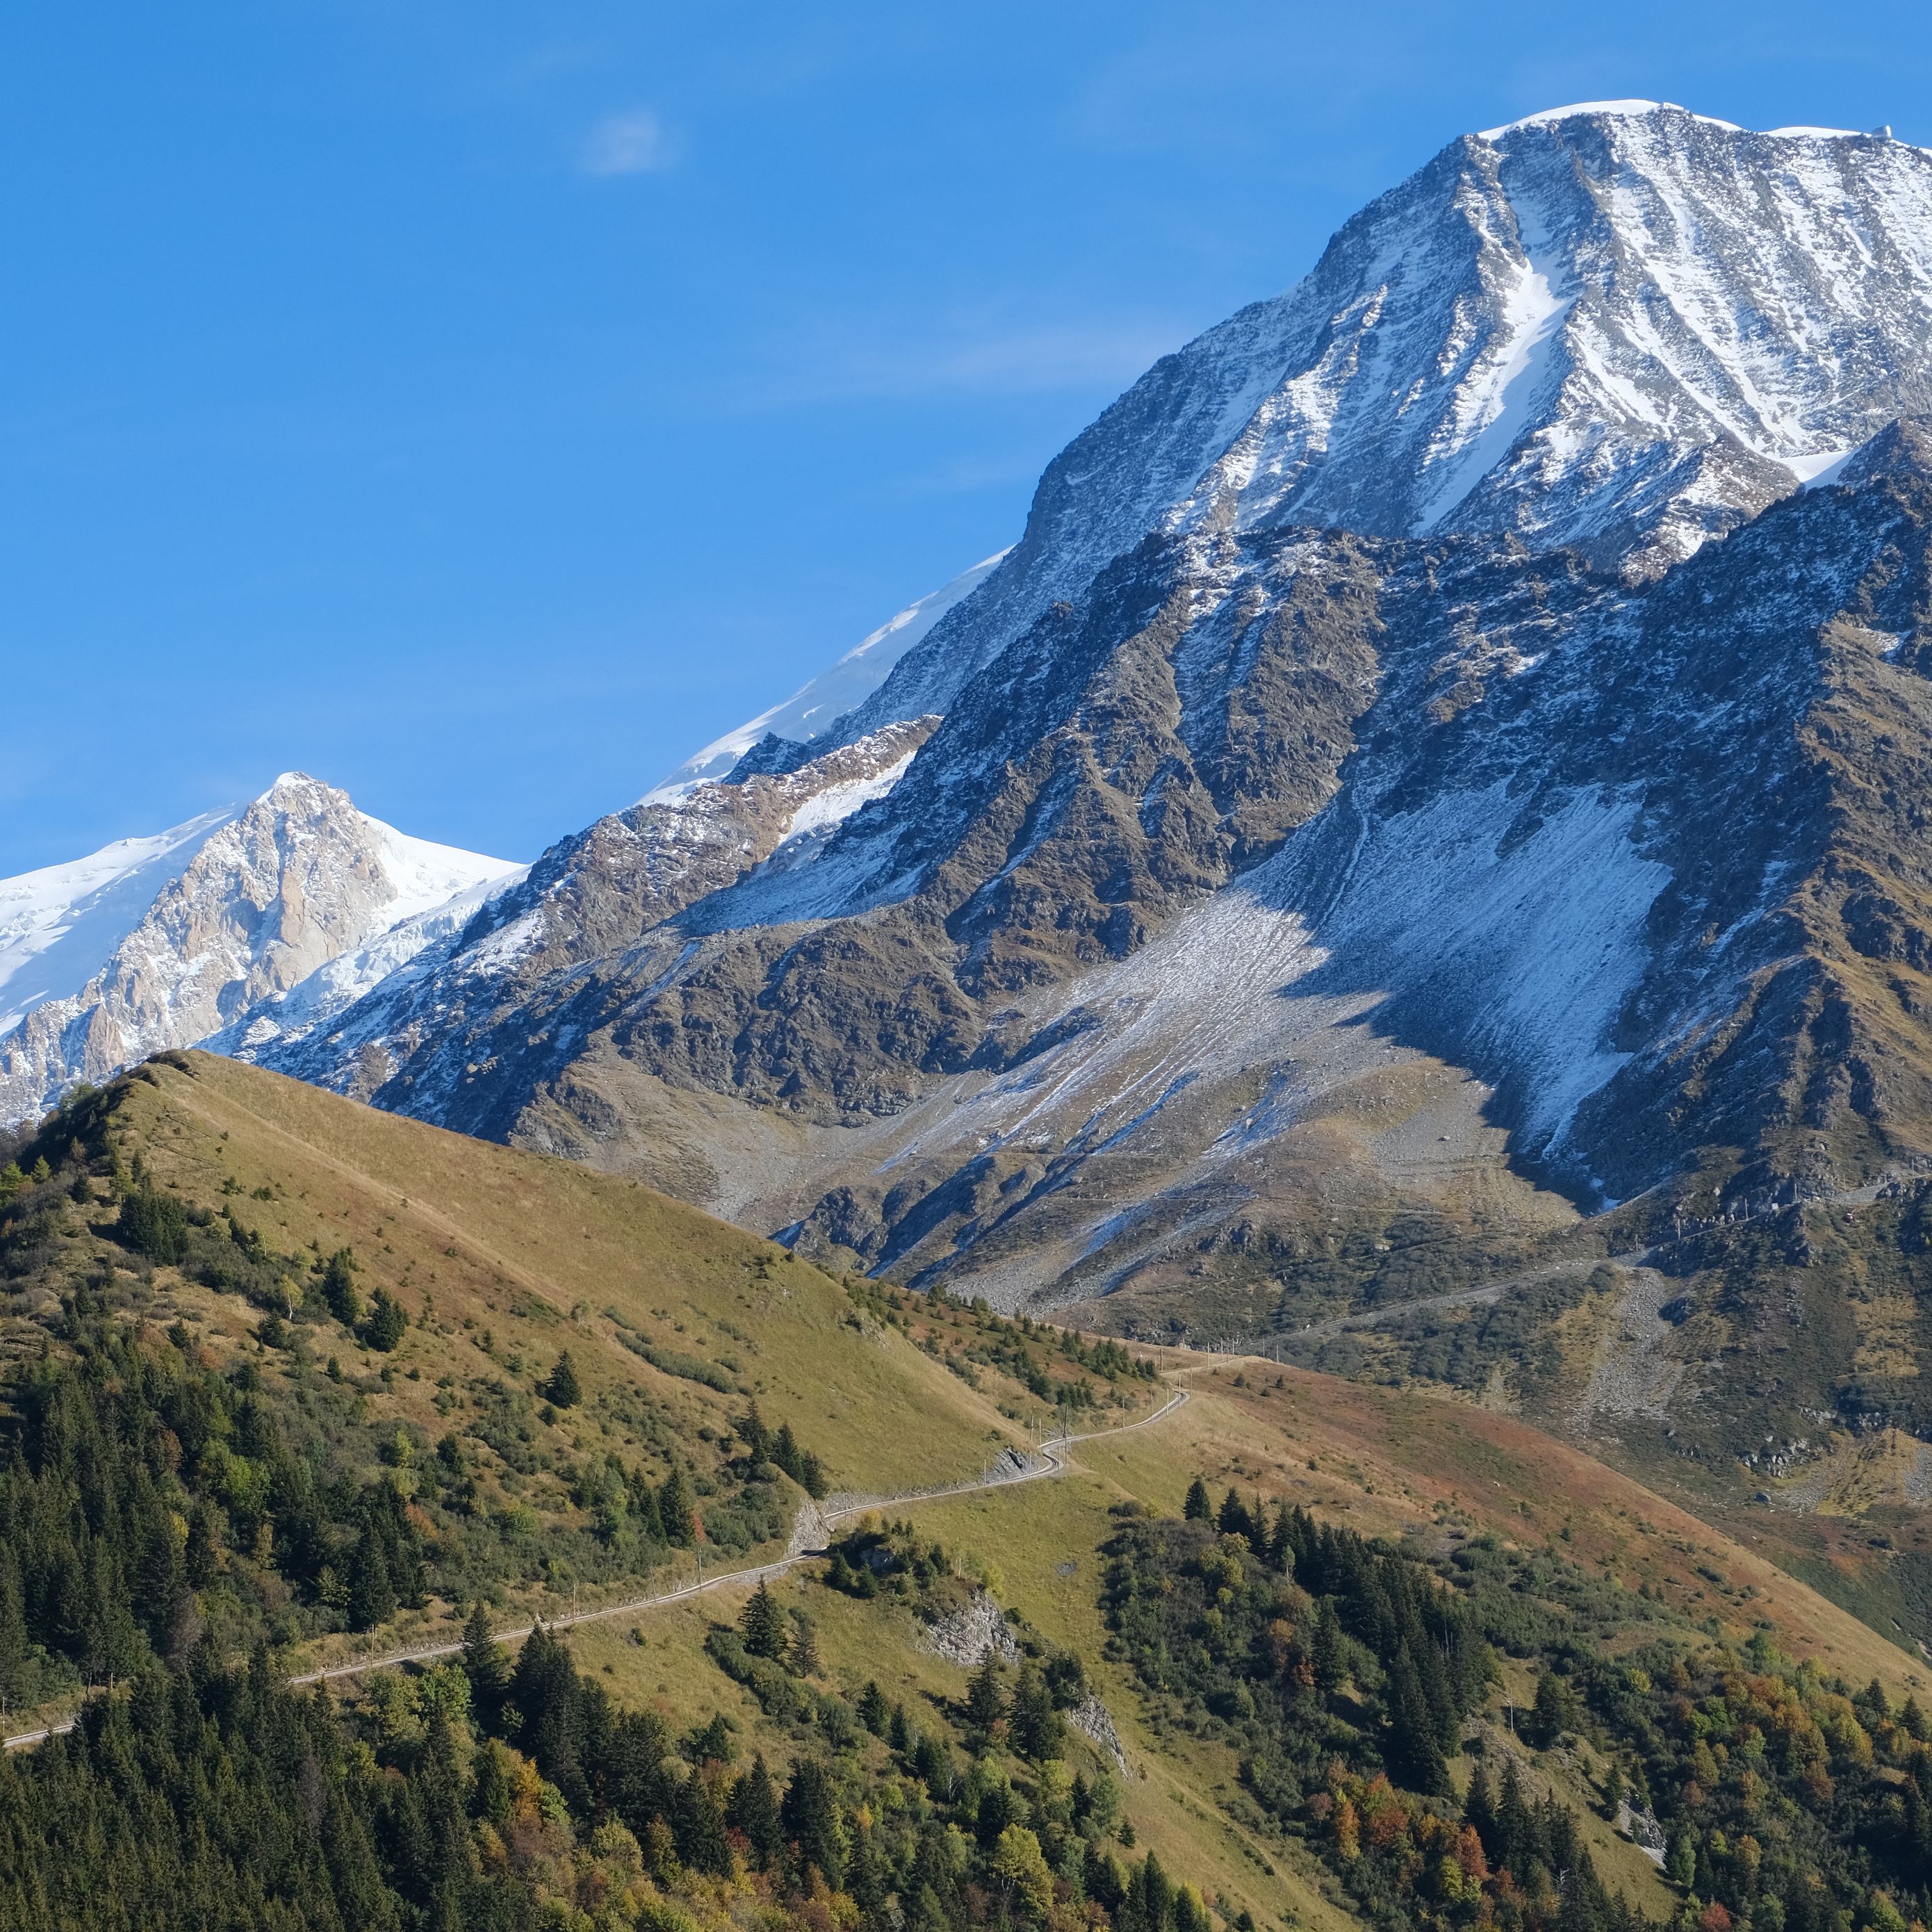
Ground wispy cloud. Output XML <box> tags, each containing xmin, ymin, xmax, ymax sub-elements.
<box><xmin>579</xmin><ymin>108</ymin><xmax>678</xmax><ymax>177</ymax></box>
<box><xmin>726</xmin><ymin>311</ymin><xmax>1191</xmax><ymax>411</ymax></box>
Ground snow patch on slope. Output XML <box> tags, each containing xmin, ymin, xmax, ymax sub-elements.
<box><xmin>1303</xmin><ymin>785</ymin><xmax>1670</xmax><ymax>1159</ymax></box>
<box><xmin>644</xmin><ymin>552</ymin><xmax>1009</xmax><ymax>802</ymax></box>
<box><xmin>0</xmin><ymin>810</ymin><xmax>238</xmax><ymax>1036</ymax></box>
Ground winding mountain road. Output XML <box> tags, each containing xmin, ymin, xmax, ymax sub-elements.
<box><xmin>3</xmin><ymin>1387</ymin><xmax>1190</xmax><ymax>1753</ymax></box>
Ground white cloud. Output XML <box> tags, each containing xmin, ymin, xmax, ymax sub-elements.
<box><xmin>580</xmin><ymin>108</ymin><xmax>677</xmax><ymax>177</ymax></box>
<box><xmin>728</xmin><ymin>313</ymin><xmax>1193</xmax><ymax>411</ymax></box>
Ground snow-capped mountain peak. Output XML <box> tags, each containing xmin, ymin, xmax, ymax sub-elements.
<box><xmin>0</xmin><ymin>773</ymin><xmax>518</xmax><ymax>1124</ymax></box>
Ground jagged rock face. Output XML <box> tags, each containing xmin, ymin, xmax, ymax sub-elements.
<box><xmin>270</xmin><ymin>720</ymin><xmax>941</xmax><ymax>1106</ymax></box>
<box><xmin>0</xmin><ymin>776</ymin><xmax>515</xmax><ymax>1124</ymax></box>
<box><xmin>263</xmin><ymin>107</ymin><xmax>1932</xmax><ymax>1321</ymax></box>
<box><xmin>828</xmin><ymin>106</ymin><xmax>1932</xmax><ymax>753</ymax></box>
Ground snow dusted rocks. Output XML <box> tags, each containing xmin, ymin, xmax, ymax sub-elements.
<box><xmin>263</xmin><ymin>719</ymin><xmax>942</xmax><ymax>1111</ymax></box>
<box><xmin>0</xmin><ymin>775</ymin><xmax>518</xmax><ymax>1125</ymax></box>
<box><xmin>258</xmin><ymin>107</ymin><xmax>1932</xmax><ymax>1329</ymax></box>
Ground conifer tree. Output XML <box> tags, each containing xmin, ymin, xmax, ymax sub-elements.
<box><xmin>460</xmin><ymin>1600</ymin><xmax>507</xmax><ymax>1724</ymax></box>
<box><xmin>783</xmin><ymin>1756</ymin><xmax>846</xmax><ymax>1888</ymax></box>
<box><xmin>1266</xmin><ymin>1503</ymin><xmax>1294</xmax><ymax>1573</ymax></box>
<box><xmin>1311</xmin><ymin>1598</ymin><xmax>1345</xmax><ymax>1691</ymax></box>
<box><xmin>1010</xmin><ymin>1662</ymin><xmax>1063</xmax><ymax>1760</ymax></box>
<box><xmin>659</xmin><ymin>1465</ymin><xmax>696</xmax><ymax>1546</ymax></box>
<box><xmin>966</xmin><ymin>1650</ymin><xmax>1006</xmax><ymax>1732</ymax></box>
<box><xmin>1497</xmin><ymin>1762</ymin><xmax>1536</xmax><ymax>1875</ymax></box>
<box><xmin>728</xmin><ymin>1754</ymin><xmax>784</xmax><ymax>1868</ymax></box>
<box><xmin>1464</xmin><ymin>1761</ymin><xmax>1497</xmax><ymax>1853</ymax></box>
<box><xmin>674</xmin><ymin>1764</ymin><xmax>732</xmax><ymax>1875</ymax></box>
<box><xmin>1386</xmin><ymin>1643</ymin><xmax>1450</xmax><ymax>1794</ymax></box>
<box><xmin>360</xmin><ymin>1288</ymin><xmax>407</xmax><ymax>1352</ymax></box>
<box><xmin>320</xmin><ymin>1247</ymin><xmax>361</xmax><ymax>1325</ymax></box>
<box><xmin>1183</xmin><ymin>1477</ymin><xmax>1211</xmax><ymax>1521</ymax></box>
<box><xmin>1216</xmin><ymin>1488</ymin><xmax>1252</xmax><ymax>1541</ymax></box>
<box><xmin>857</xmin><ymin>1680</ymin><xmax>888</xmax><ymax>1735</ymax></box>
<box><xmin>787</xmin><ymin>1611</ymin><xmax>820</xmax><ymax>1678</ymax></box>
<box><xmin>543</xmin><ymin>1351</ymin><xmax>582</xmax><ymax>1409</ymax></box>
<box><xmin>347</xmin><ymin>1524</ymin><xmax>396</xmax><ymax>1631</ymax></box>
<box><xmin>739</xmin><ymin>1580</ymin><xmax>786</xmax><ymax>1660</ymax></box>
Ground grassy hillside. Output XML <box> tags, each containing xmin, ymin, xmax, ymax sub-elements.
<box><xmin>0</xmin><ymin>1054</ymin><xmax>1156</xmax><ymax>1725</ymax></box>
<box><xmin>3</xmin><ymin>1056</ymin><xmax>1929</xmax><ymax>1932</ymax></box>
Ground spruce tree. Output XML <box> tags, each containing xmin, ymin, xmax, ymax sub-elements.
<box><xmin>1464</xmin><ymin>1761</ymin><xmax>1497</xmax><ymax>1853</ymax></box>
<box><xmin>320</xmin><ymin>1248</ymin><xmax>361</xmax><ymax>1325</ymax></box>
<box><xmin>543</xmin><ymin>1352</ymin><xmax>582</xmax><ymax>1409</ymax></box>
<box><xmin>728</xmin><ymin>1754</ymin><xmax>784</xmax><ymax>1868</ymax></box>
<box><xmin>1497</xmin><ymin>1762</ymin><xmax>1535</xmax><ymax>1875</ymax></box>
<box><xmin>739</xmin><ymin>1580</ymin><xmax>786</xmax><ymax>1660</ymax></box>
<box><xmin>1010</xmin><ymin>1662</ymin><xmax>1063</xmax><ymax>1760</ymax></box>
<box><xmin>783</xmin><ymin>1757</ymin><xmax>846</xmax><ymax>1889</ymax></box>
<box><xmin>460</xmin><ymin>1600</ymin><xmax>507</xmax><ymax>1724</ymax></box>
<box><xmin>347</xmin><ymin>1525</ymin><xmax>395</xmax><ymax>1631</ymax></box>
<box><xmin>787</xmin><ymin>1612</ymin><xmax>820</xmax><ymax>1678</ymax></box>
<box><xmin>1386</xmin><ymin>1644</ymin><xmax>1450</xmax><ymax>1794</ymax></box>
<box><xmin>360</xmin><ymin>1288</ymin><xmax>407</xmax><ymax>1352</ymax></box>
<box><xmin>674</xmin><ymin>1765</ymin><xmax>732</xmax><ymax>1875</ymax></box>
<box><xmin>659</xmin><ymin>1466</ymin><xmax>696</xmax><ymax>1546</ymax></box>
<box><xmin>966</xmin><ymin>1650</ymin><xmax>1005</xmax><ymax>1732</ymax></box>
<box><xmin>1183</xmin><ymin>1477</ymin><xmax>1211</xmax><ymax>1521</ymax></box>
<box><xmin>1311</xmin><ymin>1598</ymin><xmax>1344</xmax><ymax>1691</ymax></box>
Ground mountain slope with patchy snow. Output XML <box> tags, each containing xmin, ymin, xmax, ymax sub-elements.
<box><xmin>261</xmin><ymin>106</ymin><xmax>1932</xmax><ymax>1359</ymax></box>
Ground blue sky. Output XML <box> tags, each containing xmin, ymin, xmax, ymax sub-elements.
<box><xmin>5</xmin><ymin>2</ymin><xmax>1930</xmax><ymax>873</ymax></box>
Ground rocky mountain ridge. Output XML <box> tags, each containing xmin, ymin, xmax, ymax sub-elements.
<box><xmin>0</xmin><ymin>775</ymin><xmax>518</xmax><ymax>1124</ymax></box>
<box><xmin>250</xmin><ymin>105</ymin><xmax>1932</xmax><ymax>1462</ymax></box>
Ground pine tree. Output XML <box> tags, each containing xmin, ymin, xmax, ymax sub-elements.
<box><xmin>360</xmin><ymin>1288</ymin><xmax>407</xmax><ymax>1352</ymax></box>
<box><xmin>1386</xmin><ymin>1644</ymin><xmax>1450</xmax><ymax>1794</ymax></box>
<box><xmin>739</xmin><ymin>1580</ymin><xmax>787</xmax><ymax>1660</ymax></box>
<box><xmin>660</xmin><ymin>1465</ymin><xmax>696</xmax><ymax>1546</ymax></box>
<box><xmin>783</xmin><ymin>1756</ymin><xmax>846</xmax><ymax>1888</ymax></box>
<box><xmin>966</xmin><ymin>1651</ymin><xmax>1006</xmax><ymax>1731</ymax></box>
<box><xmin>543</xmin><ymin>1351</ymin><xmax>582</xmax><ymax>1409</ymax></box>
<box><xmin>738</xmin><ymin>1402</ymin><xmax>769</xmax><ymax>1463</ymax></box>
<box><xmin>674</xmin><ymin>1764</ymin><xmax>732</xmax><ymax>1875</ymax></box>
<box><xmin>1183</xmin><ymin>1477</ymin><xmax>1211</xmax><ymax>1521</ymax></box>
<box><xmin>787</xmin><ymin>1612</ymin><xmax>820</xmax><ymax>1678</ymax></box>
<box><xmin>857</xmin><ymin>1680</ymin><xmax>888</xmax><ymax>1735</ymax></box>
<box><xmin>461</xmin><ymin>1600</ymin><xmax>507</xmax><ymax>1724</ymax></box>
<box><xmin>728</xmin><ymin>1754</ymin><xmax>784</xmax><ymax>1868</ymax></box>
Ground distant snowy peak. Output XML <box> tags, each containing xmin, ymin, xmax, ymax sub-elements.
<box><xmin>0</xmin><ymin>807</ymin><xmax>238</xmax><ymax>1035</ymax></box>
<box><xmin>641</xmin><ymin>550</ymin><xmax>1008</xmax><ymax>803</ymax></box>
<box><xmin>0</xmin><ymin>772</ymin><xmax>518</xmax><ymax>1124</ymax></box>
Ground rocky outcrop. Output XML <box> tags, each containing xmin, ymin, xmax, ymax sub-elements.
<box><xmin>0</xmin><ymin>775</ymin><xmax>515</xmax><ymax>1124</ymax></box>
